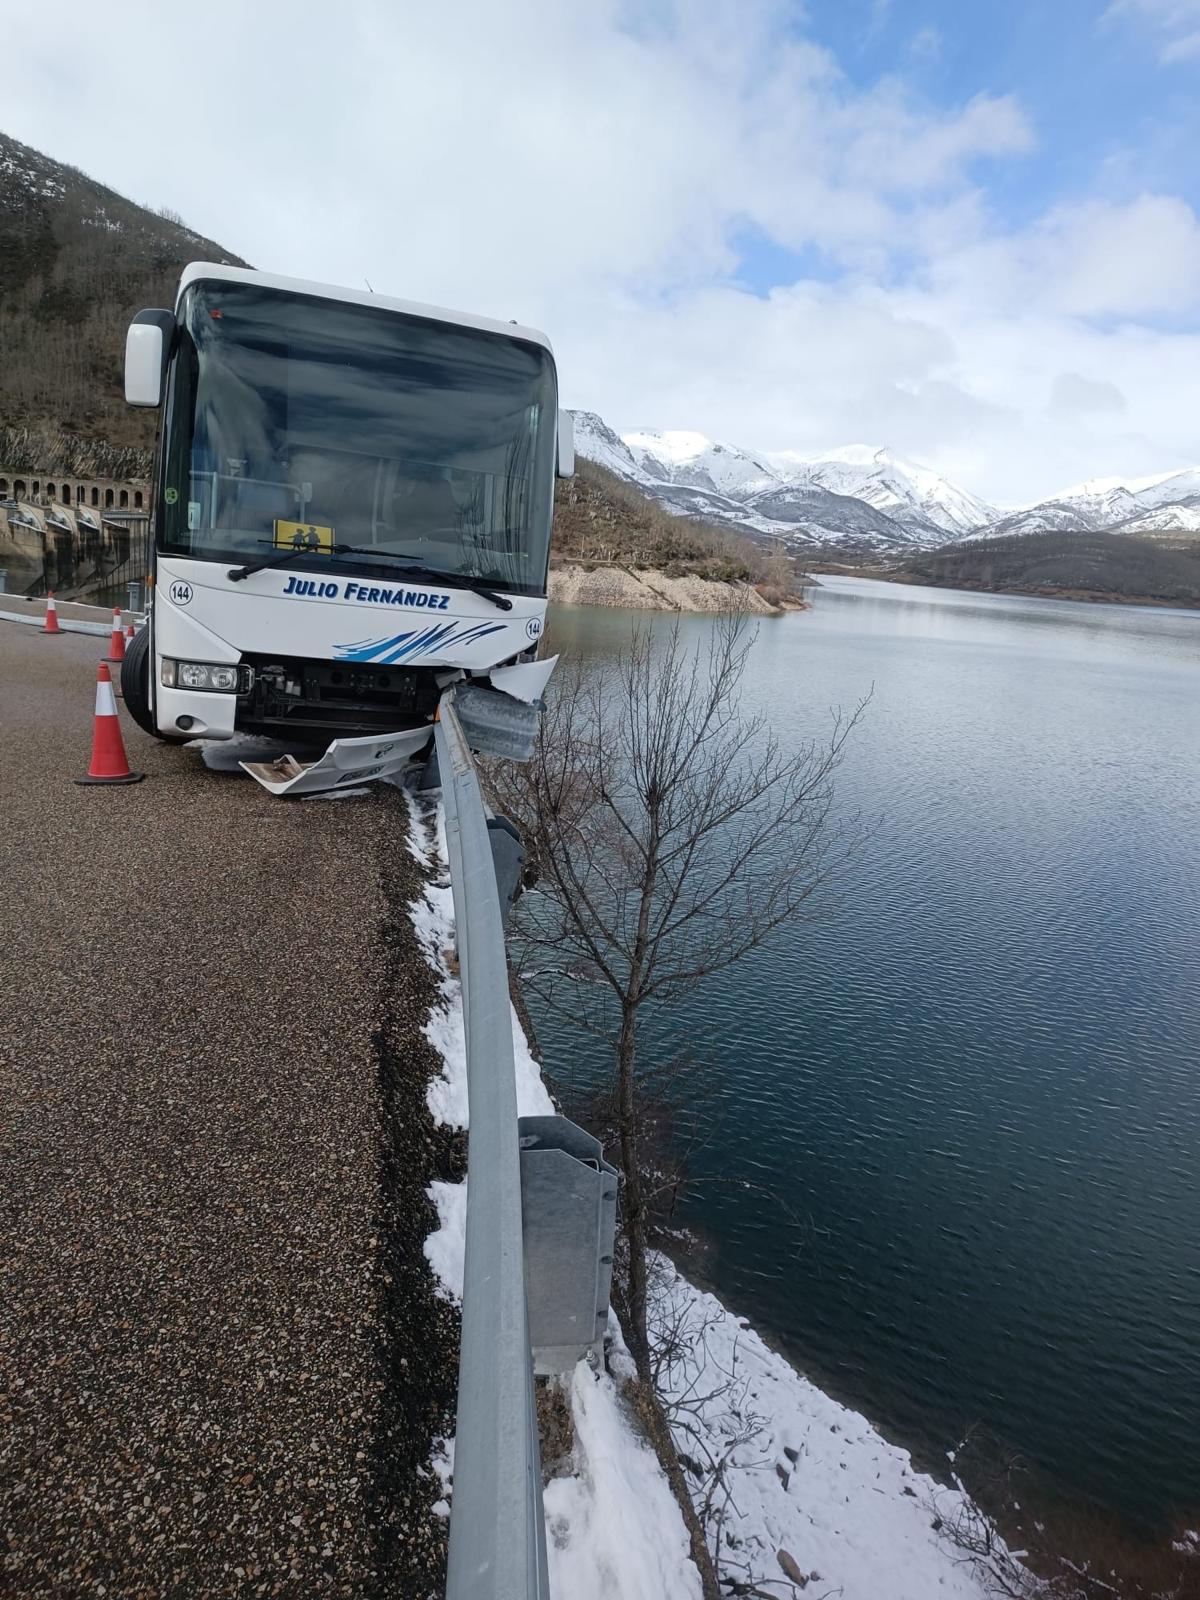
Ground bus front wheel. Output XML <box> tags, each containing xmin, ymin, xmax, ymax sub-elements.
<box><xmin>120</xmin><ymin>625</ymin><xmax>187</xmax><ymax>743</ymax></box>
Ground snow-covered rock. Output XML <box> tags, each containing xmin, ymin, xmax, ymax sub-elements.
<box><xmin>968</xmin><ymin>465</ymin><xmax>1200</xmax><ymax>543</ymax></box>
<box><xmin>1114</xmin><ymin>497</ymin><xmax>1200</xmax><ymax>536</ymax></box>
<box><xmin>1047</xmin><ymin>465</ymin><xmax>1200</xmax><ymax>509</ymax></box>
<box><xmin>570</xmin><ymin>412</ymin><xmax>654</xmax><ymax>487</ymax></box>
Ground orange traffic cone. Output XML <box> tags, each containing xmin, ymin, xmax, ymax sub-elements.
<box><xmin>75</xmin><ymin>663</ymin><xmax>144</xmax><ymax>786</ymax></box>
<box><xmin>104</xmin><ymin>608</ymin><xmax>126</xmax><ymax>664</ymax></box>
<box><xmin>41</xmin><ymin>592</ymin><xmax>62</xmax><ymax>635</ymax></box>
<box><xmin>125</xmin><ymin>622</ymin><xmax>135</xmax><ymax>643</ymax></box>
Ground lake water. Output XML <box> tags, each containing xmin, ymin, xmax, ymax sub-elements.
<box><xmin>535</xmin><ymin>577</ymin><xmax>1200</xmax><ymax>1533</ymax></box>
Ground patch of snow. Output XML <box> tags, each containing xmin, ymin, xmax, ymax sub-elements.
<box><xmin>1044</xmin><ymin>465</ymin><xmax>1197</xmax><ymax>502</ymax></box>
<box><xmin>407</xmin><ymin>795</ymin><xmax>552</xmax><ymax>1132</ymax></box>
<box><xmin>405</xmin><ymin>790</ymin><xmax>553</xmax><ymax>1312</ymax></box>
<box><xmin>1117</xmin><ymin>499</ymin><xmax>1200</xmax><ymax>534</ymax></box>
<box><xmin>407</xmin><ymin>792</ymin><xmax>700</xmax><ymax>1593</ymax></box>
<box><xmin>424</xmin><ymin>1180</ymin><xmax>468</xmax><ymax>1301</ymax></box>
<box><xmin>774</xmin><ymin>445</ymin><xmax>997</xmax><ymax>536</ymax></box>
<box><xmin>544</xmin><ymin>1362</ymin><xmax>703</xmax><ymax>1600</ymax></box>
<box><xmin>1132</xmin><ymin>466</ymin><xmax>1200</xmax><ymax>508</ymax></box>
<box><xmin>430</xmin><ymin>1437</ymin><xmax>454</xmax><ymax>1520</ymax></box>
<box><xmin>652</xmin><ymin>1261</ymin><xmax>1000</xmax><ymax>1600</ymax></box>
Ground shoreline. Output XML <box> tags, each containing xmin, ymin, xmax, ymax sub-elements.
<box><xmin>810</xmin><ymin>563</ymin><xmax>1200</xmax><ymax>610</ymax></box>
<box><xmin>663</xmin><ymin>1235</ymin><xmax>955</xmax><ymax>1484</ymax></box>
<box><xmin>549</xmin><ymin>560</ymin><xmax>809</xmax><ymax>615</ymax></box>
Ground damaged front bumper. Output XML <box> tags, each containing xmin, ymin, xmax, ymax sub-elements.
<box><xmin>238</xmin><ymin>656</ymin><xmax>559</xmax><ymax>796</ymax></box>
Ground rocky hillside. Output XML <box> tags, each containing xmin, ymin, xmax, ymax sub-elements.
<box><xmin>0</xmin><ymin>131</ymin><xmax>245</xmax><ymax>448</ymax></box>
<box><xmin>554</xmin><ymin>458</ymin><xmax>798</xmax><ymax>595</ymax></box>
<box><xmin>893</xmin><ymin>530</ymin><xmax>1200</xmax><ymax>607</ymax></box>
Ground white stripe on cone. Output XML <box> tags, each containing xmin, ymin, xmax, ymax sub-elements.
<box><xmin>95</xmin><ymin>674</ymin><xmax>119</xmax><ymax>719</ymax></box>
<box><xmin>111</xmin><ymin>610</ymin><xmax>122</xmax><ymax>634</ymax></box>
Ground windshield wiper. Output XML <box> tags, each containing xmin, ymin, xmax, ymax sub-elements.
<box><xmin>227</xmin><ymin>545</ymin><xmax>311</xmax><ymax>582</ymax></box>
<box><xmin>227</xmin><ymin>543</ymin><xmax>514</xmax><ymax>610</ymax></box>
<box><xmin>339</xmin><ymin>551</ymin><xmax>515</xmax><ymax>611</ymax></box>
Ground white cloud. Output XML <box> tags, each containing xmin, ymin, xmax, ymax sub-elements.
<box><xmin>1104</xmin><ymin>0</ymin><xmax>1200</xmax><ymax>61</ymax></box>
<box><xmin>930</xmin><ymin>194</ymin><xmax>1200</xmax><ymax>317</ymax></box>
<box><xmin>0</xmin><ymin>0</ymin><xmax>1198</xmax><ymax>502</ymax></box>
<box><xmin>1048</xmin><ymin>372</ymin><xmax>1127</xmax><ymax>418</ymax></box>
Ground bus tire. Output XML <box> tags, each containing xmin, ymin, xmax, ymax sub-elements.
<box><xmin>120</xmin><ymin>625</ymin><xmax>186</xmax><ymax>743</ymax></box>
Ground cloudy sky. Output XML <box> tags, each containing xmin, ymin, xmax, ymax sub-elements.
<box><xmin>6</xmin><ymin>0</ymin><xmax>1200</xmax><ymax>502</ymax></box>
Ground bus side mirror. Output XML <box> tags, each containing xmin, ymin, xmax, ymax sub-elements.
<box><xmin>556</xmin><ymin>410</ymin><xmax>575</xmax><ymax>478</ymax></box>
<box><xmin>125</xmin><ymin>309</ymin><xmax>176</xmax><ymax>407</ymax></box>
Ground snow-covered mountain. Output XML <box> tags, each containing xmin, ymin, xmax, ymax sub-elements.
<box><xmin>569</xmin><ymin>413</ymin><xmax>992</xmax><ymax>552</ymax></box>
<box><xmin>571</xmin><ymin>412</ymin><xmax>646</xmax><ymax>483</ymax></box>
<box><xmin>569</xmin><ymin>412</ymin><xmax>1200</xmax><ymax>554</ymax></box>
<box><xmin>968</xmin><ymin>466</ymin><xmax>1200</xmax><ymax>543</ymax></box>
<box><xmin>770</xmin><ymin>444</ymin><xmax>996</xmax><ymax>538</ymax></box>
<box><xmin>624</xmin><ymin>428</ymin><xmax>779</xmax><ymax>498</ymax></box>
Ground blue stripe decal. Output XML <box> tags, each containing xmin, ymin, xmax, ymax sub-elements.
<box><xmin>333</xmin><ymin>631</ymin><xmax>416</xmax><ymax>662</ymax></box>
<box><xmin>381</xmin><ymin>621</ymin><xmax>457</xmax><ymax>663</ymax></box>
<box><xmin>333</xmin><ymin>621</ymin><xmax>507</xmax><ymax>664</ymax></box>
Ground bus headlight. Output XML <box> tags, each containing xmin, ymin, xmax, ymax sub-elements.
<box><xmin>161</xmin><ymin>659</ymin><xmax>244</xmax><ymax>692</ymax></box>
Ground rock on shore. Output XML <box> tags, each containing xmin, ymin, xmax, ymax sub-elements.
<box><xmin>549</xmin><ymin>562</ymin><xmax>781</xmax><ymax>613</ymax></box>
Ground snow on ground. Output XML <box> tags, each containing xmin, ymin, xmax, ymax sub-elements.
<box><xmin>651</xmin><ymin>1261</ymin><xmax>999</xmax><ymax>1600</ymax></box>
<box><xmin>543</xmin><ymin>1359</ymin><xmax>703</xmax><ymax>1600</ymax></box>
<box><xmin>404</xmin><ymin>790</ymin><xmax>1002</xmax><ymax>1600</ymax></box>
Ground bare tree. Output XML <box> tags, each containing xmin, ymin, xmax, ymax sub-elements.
<box><xmin>491</xmin><ymin>612</ymin><xmax>865</xmax><ymax>1592</ymax></box>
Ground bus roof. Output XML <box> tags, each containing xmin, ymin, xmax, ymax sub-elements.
<box><xmin>177</xmin><ymin>263</ymin><xmax>556</xmax><ymax>358</ymax></box>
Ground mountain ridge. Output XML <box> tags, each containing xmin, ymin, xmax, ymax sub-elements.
<box><xmin>571</xmin><ymin>411</ymin><xmax>1200</xmax><ymax>554</ymax></box>
<box><xmin>571</xmin><ymin>412</ymin><xmax>997</xmax><ymax>552</ymax></box>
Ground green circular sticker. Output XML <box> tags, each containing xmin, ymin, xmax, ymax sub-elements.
<box><xmin>164</xmin><ymin>487</ymin><xmax>179</xmax><ymax>505</ymax></box>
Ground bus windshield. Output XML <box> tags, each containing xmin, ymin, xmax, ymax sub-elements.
<box><xmin>158</xmin><ymin>280</ymin><xmax>558</xmax><ymax>596</ymax></box>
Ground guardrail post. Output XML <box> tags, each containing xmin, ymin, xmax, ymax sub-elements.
<box><xmin>517</xmin><ymin>1118</ymin><xmax>618</xmax><ymax>1375</ymax></box>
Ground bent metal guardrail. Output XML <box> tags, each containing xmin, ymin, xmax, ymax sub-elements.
<box><xmin>435</xmin><ymin>693</ymin><xmax>551</xmax><ymax>1600</ymax></box>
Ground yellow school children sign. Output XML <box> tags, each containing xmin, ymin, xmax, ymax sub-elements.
<box><xmin>273</xmin><ymin>519</ymin><xmax>334</xmax><ymax>552</ymax></box>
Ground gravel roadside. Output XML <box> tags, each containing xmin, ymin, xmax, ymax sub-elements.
<box><xmin>0</xmin><ymin>621</ymin><xmax>459</xmax><ymax>1597</ymax></box>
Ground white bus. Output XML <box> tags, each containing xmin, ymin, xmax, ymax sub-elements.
<box><xmin>122</xmin><ymin>263</ymin><xmax>571</xmax><ymax>749</ymax></box>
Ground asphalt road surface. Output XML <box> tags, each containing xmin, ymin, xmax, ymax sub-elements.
<box><xmin>0</xmin><ymin>619</ymin><xmax>460</xmax><ymax>1597</ymax></box>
